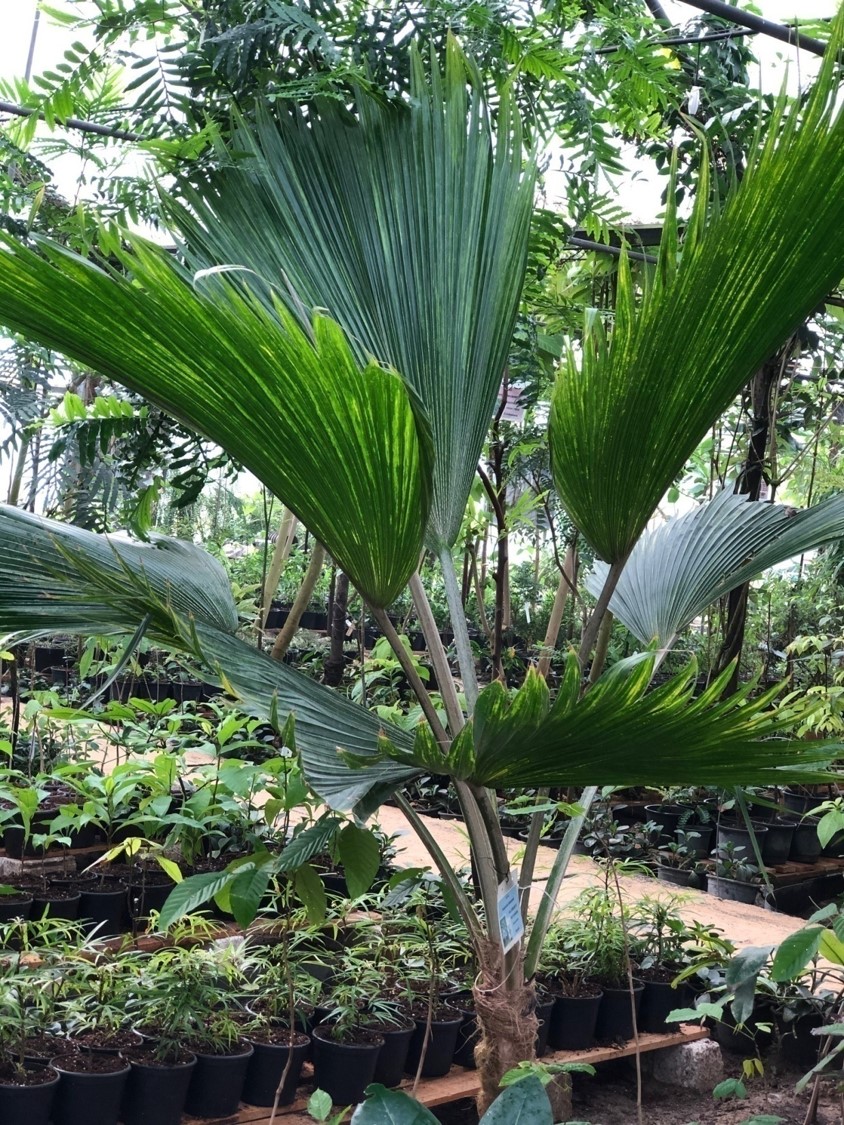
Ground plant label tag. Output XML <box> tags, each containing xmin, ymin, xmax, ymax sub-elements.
<box><xmin>497</xmin><ymin>872</ymin><xmax>524</xmax><ymax>953</ymax></box>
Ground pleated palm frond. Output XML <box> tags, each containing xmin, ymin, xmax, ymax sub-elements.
<box><xmin>0</xmin><ymin>505</ymin><xmax>238</xmax><ymax>640</ymax></box>
<box><xmin>460</xmin><ymin>657</ymin><xmax>840</xmax><ymax>788</ymax></box>
<box><xmin>0</xmin><ymin>239</ymin><xmax>432</xmax><ymax>608</ymax></box>
<box><xmin>0</xmin><ymin>506</ymin><xmax>418</xmax><ymax>812</ymax></box>
<box><xmin>585</xmin><ymin>490</ymin><xmax>844</xmax><ymax>648</ymax></box>
<box><xmin>549</xmin><ymin>18</ymin><xmax>844</xmax><ymax>564</ymax></box>
<box><xmin>168</xmin><ymin>37</ymin><xmax>536</xmax><ymax>550</ymax></box>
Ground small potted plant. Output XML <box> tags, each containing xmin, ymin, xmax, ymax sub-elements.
<box><xmin>311</xmin><ymin>975</ymin><xmax>385</xmax><ymax>1106</ymax></box>
<box><xmin>655</xmin><ymin>835</ymin><xmax>706</xmax><ymax>888</ymax></box>
<box><xmin>707</xmin><ymin>842</ymin><xmax>762</xmax><ymax>904</ymax></box>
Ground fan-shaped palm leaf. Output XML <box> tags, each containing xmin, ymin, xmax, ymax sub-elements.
<box><xmin>550</xmin><ymin>27</ymin><xmax>844</xmax><ymax>563</ymax></box>
<box><xmin>456</xmin><ymin>658</ymin><xmax>840</xmax><ymax>788</ymax></box>
<box><xmin>0</xmin><ymin>239</ymin><xmax>431</xmax><ymax>607</ymax></box>
<box><xmin>169</xmin><ymin>37</ymin><xmax>536</xmax><ymax>549</ymax></box>
<box><xmin>0</xmin><ymin>505</ymin><xmax>418</xmax><ymax>812</ymax></box>
<box><xmin>585</xmin><ymin>490</ymin><xmax>844</xmax><ymax>648</ymax></box>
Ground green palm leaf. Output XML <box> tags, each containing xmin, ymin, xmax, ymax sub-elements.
<box><xmin>0</xmin><ymin>505</ymin><xmax>238</xmax><ymax>639</ymax></box>
<box><xmin>0</xmin><ymin>239</ymin><xmax>431</xmax><ymax>608</ymax></box>
<box><xmin>0</xmin><ymin>506</ymin><xmax>418</xmax><ymax>812</ymax></box>
<box><xmin>169</xmin><ymin>38</ymin><xmax>536</xmax><ymax>549</ymax></box>
<box><xmin>550</xmin><ymin>26</ymin><xmax>844</xmax><ymax>563</ymax></box>
<box><xmin>585</xmin><ymin>490</ymin><xmax>844</xmax><ymax>648</ymax></box>
<box><xmin>463</xmin><ymin>658</ymin><xmax>840</xmax><ymax>788</ymax></box>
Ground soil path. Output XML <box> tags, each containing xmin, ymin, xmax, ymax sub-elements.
<box><xmin>376</xmin><ymin>806</ymin><xmax>805</xmax><ymax>949</ymax></box>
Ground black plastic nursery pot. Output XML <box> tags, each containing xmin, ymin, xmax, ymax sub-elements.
<box><xmin>594</xmin><ymin>983</ymin><xmax>644</xmax><ymax>1044</ymax></box>
<box><xmin>644</xmin><ymin>804</ymin><xmax>687</xmax><ymax>844</ymax></box>
<box><xmin>535</xmin><ymin>993</ymin><xmax>556</xmax><ymax>1057</ymax></box>
<box><xmin>656</xmin><ymin>864</ymin><xmax>700</xmax><ymax>888</ymax></box>
<box><xmin>0</xmin><ymin>1067</ymin><xmax>59</xmax><ymax>1125</ymax></box>
<box><xmin>183</xmin><ymin>1042</ymin><xmax>254</xmax><ymax>1118</ymax></box>
<box><xmin>675</xmin><ymin>825</ymin><xmax>714</xmax><ymax>857</ymax></box>
<box><xmin>120</xmin><ymin>1051</ymin><xmax>196</xmax><ymax>1125</ymax></box>
<box><xmin>761</xmin><ymin>819</ymin><xmax>796</xmax><ymax>865</ymax></box>
<box><xmin>78</xmin><ymin>885</ymin><xmax>128</xmax><ymax>937</ymax></box>
<box><xmin>404</xmin><ymin>1007</ymin><xmax>463</xmax><ymax>1079</ymax></box>
<box><xmin>242</xmin><ymin>1030</ymin><xmax>310</xmax><ymax>1107</ymax></box>
<box><xmin>30</xmin><ymin>889</ymin><xmax>81</xmax><ymax>922</ymax></box>
<box><xmin>50</xmin><ymin>1054</ymin><xmax>130</xmax><ymax>1125</ymax></box>
<box><xmin>712</xmin><ymin>1003</ymin><xmax>774</xmax><ymax>1055</ymax></box>
<box><xmin>368</xmin><ymin>1018</ymin><xmax>416</xmax><ymax>1086</ymax></box>
<box><xmin>0</xmin><ymin>893</ymin><xmax>33</xmax><ymax>922</ymax></box>
<box><xmin>707</xmin><ymin>874</ymin><xmax>760</xmax><ymax>905</ymax></box>
<box><xmin>547</xmin><ymin>988</ymin><xmax>603</xmax><ymax>1051</ymax></box>
<box><xmin>791</xmin><ymin>820</ymin><xmax>823</xmax><ymax>863</ymax></box>
<box><xmin>311</xmin><ymin>1027</ymin><xmax>384</xmax><ymax>1106</ymax></box>
<box><xmin>716</xmin><ymin>820</ymin><xmax>768</xmax><ymax>856</ymax></box>
<box><xmin>449</xmin><ymin>998</ymin><xmax>479</xmax><ymax>1070</ymax></box>
<box><xmin>638</xmin><ymin>979</ymin><xmax>693</xmax><ymax>1034</ymax></box>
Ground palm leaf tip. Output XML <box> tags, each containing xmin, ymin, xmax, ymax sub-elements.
<box><xmin>168</xmin><ymin>35</ymin><xmax>536</xmax><ymax>551</ymax></box>
<box><xmin>550</xmin><ymin>10</ymin><xmax>844</xmax><ymax>563</ymax></box>
<box><xmin>0</xmin><ymin>234</ymin><xmax>432</xmax><ymax>608</ymax></box>
<box><xmin>587</xmin><ymin>489</ymin><xmax>844</xmax><ymax>648</ymax></box>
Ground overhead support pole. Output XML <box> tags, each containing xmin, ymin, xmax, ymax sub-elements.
<box><xmin>675</xmin><ymin>0</ymin><xmax>827</xmax><ymax>57</ymax></box>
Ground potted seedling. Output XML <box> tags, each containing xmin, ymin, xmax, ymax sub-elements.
<box><xmin>655</xmin><ymin>835</ymin><xmax>706</xmax><ymax>888</ymax></box>
<box><xmin>708</xmin><ymin>842</ymin><xmax>762</xmax><ymax>904</ymax></box>
<box><xmin>312</xmin><ymin>965</ymin><xmax>386</xmax><ymax>1106</ymax></box>
<box><xmin>0</xmin><ymin>971</ymin><xmax>60</xmax><ymax>1125</ymax></box>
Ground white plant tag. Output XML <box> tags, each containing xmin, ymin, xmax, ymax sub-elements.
<box><xmin>497</xmin><ymin>871</ymin><xmax>525</xmax><ymax>953</ymax></box>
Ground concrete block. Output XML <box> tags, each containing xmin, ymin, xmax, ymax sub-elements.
<box><xmin>652</xmin><ymin>1038</ymin><xmax>724</xmax><ymax>1092</ymax></box>
<box><xmin>0</xmin><ymin>854</ymin><xmax>76</xmax><ymax>879</ymax></box>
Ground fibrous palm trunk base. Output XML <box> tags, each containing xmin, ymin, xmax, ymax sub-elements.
<box><xmin>473</xmin><ymin>940</ymin><xmax>571</xmax><ymax>1118</ymax></box>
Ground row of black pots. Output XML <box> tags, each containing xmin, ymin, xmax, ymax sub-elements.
<box><xmin>0</xmin><ymin>876</ymin><xmax>173</xmax><ymax>936</ymax></box>
<box><xmin>1</xmin><ymin>1034</ymin><xmax>267</xmax><ymax>1125</ymax></box>
<box><xmin>650</xmin><ymin>807</ymin><xmax>835</xmax><ymax>867</ymax></box>
<box><xmin>545</xmin><ymin>977</ymin><xmax>692</xmax><ymax>1052</ymax></box>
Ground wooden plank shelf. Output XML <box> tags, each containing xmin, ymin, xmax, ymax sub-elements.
<box><xmin>183</xmin><ymin>1025</ymin><xmax>709</xmax><ymax>1125</ymax></box>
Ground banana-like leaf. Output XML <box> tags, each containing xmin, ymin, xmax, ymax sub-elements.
<box><xmin>169</xmin><ymin>38</ymin><xmax>536</xmax><ymax>549</ymax></box>
<box><xmin>585</xmin><ymin>490</ymin><xmax>844</xmax><ymax>648</ymax></box>
<box><xmin>0</xmin><ymin>506</ymin><xmax>418</xmax><ymax>812</ymax></box>
<box><xmin>550</xmin><ymin>18</ymin><xmax>844</xmax><ymax>563</ymax></box>
<box><xmin>0</xmin><ymin>240</ymin><xmax>431</xmax><ymax>608</ymax></box>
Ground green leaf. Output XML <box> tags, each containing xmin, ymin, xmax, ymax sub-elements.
<box><xmin>351</xmin><ymin>1085</ymin><xmax>439</xmax><ymax>1124</ymax></box>
<box><xmin>819</xmin><ymin>928</ymin><xmax>844</xmax><ymax>966</ymax></box>
<box><xmin>293</xmin><ymin>863</ymin><xmax>327</xmax><ymax>925</ymax></box>
<box><xmin>171</xmin><ymin>37</ymin><xmax>535</xmax><ymax>549</ymax></box>
<box><xmin>0</xmin><ymin>247</ymin><xmax>431</xmax><ymax>607</ymax></box>
<box><xmin>550</xmin><ymin>20</ymin><xmax>844</xmax><ymax>563</ymax></box>
<box><xmin>158</xmin><ymin>870</ymin><xmax>238</xmax><ymax>930</ymax></box>
<box><xmin>713</xmin><ymin>1078</ymin><xmax>747</xmax><ymax>1100</ymax></box>
<box><xmin>155</xmin><ymin>857</ymin><xmax>183</xmax><ymax>884</ymax></box>
<box><xmin>771</xmin><ymin>927</ymin><xmax>823</xmax><ymax>981</ymax></box>
<box><xmin>308</xmin><ymin>1089</ymin><xmax>334</xmax><ymax>1122</ymax></box>
<box><xmin>479</xmin><ymin>1076</ymin><xmax>553</xmax><ymax>1124</ymax></box>
<box><xmin>338</xmin><ymin>823</ymin><xmax>381</xmax><ymax>900</ymax></box>
<box><xmin>227</xmin><ymin>866</ymin><xmax>269</xmax><ymax>927</ymax></box>
<box><xmin>464</xmin><ymin>653</ymin><xmax>841</xmax><ymax>788</ymax></box>
<box><xmin>0</xmin><ymin>505</ymin><xmax>237</xmax><ymax>642</ymax></box>
<box><xmin>586</xmin><ymin>491</ymin><xmax>844</xmax><ymax>648</ymax></box>
<box><xmin>0</xmin><ymin>507</ymin><xmax>420</xmax><ymax>816</ymax></box>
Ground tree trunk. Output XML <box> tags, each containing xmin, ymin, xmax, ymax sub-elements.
<box><xmin>714</xmin><ymin>352</ymin><xmax>782</xmax><ymax>692</ymax></box>
<box><xmin>323</xmin><ymin>571</ymin><xmax>349</xmax><ymax>686</ymax></box>
<box><xmin>473</xmin><ymin>941</ymin><xmax>540</xmax><ymax>1114</ymax></box>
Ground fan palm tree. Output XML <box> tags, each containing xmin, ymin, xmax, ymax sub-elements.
<box><xmin>1</xmin><ymin>34</ymin><xmax>844</xmax><ymax>1109</ymax></box>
